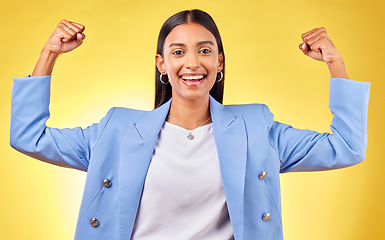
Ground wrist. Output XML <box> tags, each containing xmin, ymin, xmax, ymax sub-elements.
<box><xmin>40</xmin><ymin>48</ymin><xmax>60</xmax><ymax>62</ymax></box>
<box><xmin>326</xmin><ymin>57</ymin><xmax>348</xmax><ymax>79</ymax></box>
<box><xmin>326</xmin><ymin>55</ymin><xmax>344</xmax><ymax>66</ymax></box>
<box><xmin>31</xmin><ymin>49</ymin><xmax>59</xmax><ymax>77</ymax></box>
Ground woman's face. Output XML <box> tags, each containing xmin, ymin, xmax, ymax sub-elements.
<box><xmin>156</xmin><ymin>23</ymin><xmax>223</xmax><ymax>103</ymax></box>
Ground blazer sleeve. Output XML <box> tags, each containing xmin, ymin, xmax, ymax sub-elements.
<box><xmin>10</xmin><ymin>75</ymin><xmax>114</xmax><ymax>172</ymax></box>
<box><xmin>263</xmin><ymin>78</ymin><xmax>371</xmax><ymax>173</ymax></box>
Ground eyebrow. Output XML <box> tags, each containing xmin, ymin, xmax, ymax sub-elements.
<box><xmin>169</xmin><ymin>41</ymin><xmax>215</xmax><ymax>48</ymax></box>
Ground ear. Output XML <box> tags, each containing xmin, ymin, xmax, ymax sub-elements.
<box><xmin>155</xmin><ymin>54</ymin><xmax>166</xmax><ymax>74</ymax></box>
<box><xmin>217</xmin><ymin>52</ymin><xmax>224</xmax><ymax>72</ymax></box>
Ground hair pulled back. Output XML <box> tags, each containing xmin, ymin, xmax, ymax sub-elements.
<box><xmin>154</xmin><ymin>9</ymin><xmax>225</xmax><ymax>108</ymax></box>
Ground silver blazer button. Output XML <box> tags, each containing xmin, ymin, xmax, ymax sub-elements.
<box><xmin>102</xmin><ymin>179</ymin><xmax>112</xmax><ymax>188</ymax></box>
<box><xmin>90</xmin><ymin>218</ymin><xmax>100</xmax><ymax>227</ymax></box>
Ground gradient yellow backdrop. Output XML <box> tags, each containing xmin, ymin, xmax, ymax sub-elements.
<box><xmin>1</xmin><ymin>0</ymin><xmax>383</xmax><ymax>239</ymax></box>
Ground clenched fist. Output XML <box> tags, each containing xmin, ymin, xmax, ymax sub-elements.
<box><xmin>299</xmin><ymin>27</ymin><xmax>348</xmax><ymax>78</ymax></box>
<box><xmin>43</xmin><ymin>19</ymin><xmax>86</xmax><ymax>56</ymax></box>
<box><xmin>32</xmin><ymin>20</ymin><xmax>86</xmax><ymax>76</ymax></box>
<box><xmin>299</xmin><ymin>27</ymin><xmax>342</xmax><ymax>64</ymax></box>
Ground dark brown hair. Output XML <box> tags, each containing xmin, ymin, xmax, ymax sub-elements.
<box><xmin>154</xmin><ymin>9</ymin><xmax>225</xmax><ymax>108</ymax></box>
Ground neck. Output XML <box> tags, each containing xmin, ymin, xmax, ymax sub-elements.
<box><xmin>167</xmin><ymin>95</ymin><xmax>211</xmax><ymax>130</ymax></box>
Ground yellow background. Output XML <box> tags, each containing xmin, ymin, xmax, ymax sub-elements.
<box><xmin>1</xmin><ymin>0</ymin><xmax>383</xmax><ymax>239</ymax></box>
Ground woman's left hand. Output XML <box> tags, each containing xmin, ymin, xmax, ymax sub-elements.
<box><xmin>299</xmin><ymin>27</ymin><xmax>342</xmax><ymax>64</ymax></box>
<box><xmin>299</xmin><ymin>27</ymin><xmax>348</xmax><ymax>79</ymax></box>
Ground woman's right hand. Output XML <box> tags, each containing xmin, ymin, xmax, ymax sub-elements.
<box><xmin>32</xmin><ymin>20</ymin><xmax>85</xmax><ymax>77</ymax></box>
<box><xmin>43</xmin><ymin>19</ymin><xmax>86</xmax><ymax>56</ymax></box>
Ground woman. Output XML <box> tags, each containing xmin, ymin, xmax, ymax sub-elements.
<box><xmin>10</xmin><ymin>9</ymin><xmax>370</xmax><ymax>240</ymax></box>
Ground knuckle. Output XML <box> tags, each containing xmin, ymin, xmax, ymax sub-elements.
<box><xmin>319</xmin><ymin>28</ymin><xmax>327</xmax><ymax>34</ymax></box>
<box><xmin>320</xmin><ymin>34</ymin><xmax>329</xmax><ymax>41</ymax></box>
<box><xmin>310</xmin><ymin>45</ymin><xmax>318</xmax><ymax>51</ymax></box>
<box><xmin>71</xmin><ymin>26</ymin><xmax>79</xmax><ymax>32</ymax></box>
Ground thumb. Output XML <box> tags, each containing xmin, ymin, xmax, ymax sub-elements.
<box><xmin>299</xmin><ymin>42</ymin><xmax>310</xmax><ymax>55</ymax></box>
<box><xmin>76</xmin><ymin>33</ymin><xmax>85</xmax><ymax>40</ymax></box>
<box><xmin>75</xmin><ymin>33</ymin><xmax>85</xmax><ymax>45</ymax></box>
<box><xmin>61</xmin><ymin>33</ymin><xmax>86</xmax><ymax>53</ymax></box>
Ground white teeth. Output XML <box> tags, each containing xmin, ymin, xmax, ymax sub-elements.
<box><xmin>181</xmin><ymin>75</ymin><xmax>204</xmax><ymax>80</ymax></box>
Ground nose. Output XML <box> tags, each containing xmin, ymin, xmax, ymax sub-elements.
<box><xmin>184</xmin><ymin>52</ymin><xmax>200</xmax><ymax>70</ymax></box>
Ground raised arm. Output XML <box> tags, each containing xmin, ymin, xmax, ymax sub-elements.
<box><xmin>267</xmin><ymin>28</ymin><xmax>371</xmax><ymax>172</ymax></box>
<box><xmin>32</xmin><ymin>20</ymin><xmax>85</xmax><ymax>76</ymax></box>
<box><xmin>10</xmin><ymin>20</ymin><xmax>104</xmax><ymax>171</ymax></box>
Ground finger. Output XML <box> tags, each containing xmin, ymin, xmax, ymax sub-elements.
<box><xmin>299</xmin><ymin>42</ymin><xmax>311</xmax><ymax>55</ymax></box>
<box><xmin>302</xmin><ymin>28</ymin><xmax>329</xmax><ymax>45</ymax></box>
<box><xmin>76</xmin><ymin>33</ymin><xmax>86</xmax><ymax>40</ymax></box>
<box><xmin>58</xmin><ymin>22</ymin><xmax>84</xmax><ymax>43</ymax></box>
<box><xmin>69</xmin><ymin>21</ymin><xmax>85</xmax><ymax>32</ymax></box>
<box><xmin>301</xmin><ymin>28</ymin><xmax>319</xmax><ymax>42</ymax></box>
<box><xmin>74</xmin><ymin>35</ymin><xmax>85</xmax><ymax>46</ymax></box>
<box><xmin>65</xmin><ymin>27</ymin><xmax>77</xmax><ymax>36</ymax></box>
<box><xmin>307</xmin><ymin>34</ymin><xmax>334</xmax><ymax>53</ymax></box>
<box><xmin>61</xmin><ymin>20</ymin><xmax>82</xmax><ymax>38</ymax></box>
<box><xmin>302</xmin><ymin>27</ymin><xmax>325</xmax><ymax>37</ymax></box>
<box><xmin>301</xmin><ymin>28</ymin><xmax>318</xmax><ymax>38</ymax></box>
<box><xmin>59</xmin><ymin>32</ymin><xmax>86</xmax><ymax>53</ymax></box>
<box><xmin>61</xmin><ymin>19</ymin><xmax>83</xmax><ymax>33</ymax></box>
<box><xmin>308</xmin><ymin>38</ymin><xmax>327</xmax><ymax>53</ymax></box>
<box><xmin>56</xmin><ymin>23</ymin><xmax>74</xmax><ymax>42</ymax></box>
<box><xmin>299</xmin><ymin>42</ymin><xmax>307</xmax><ymax>51</ymax></box>
<box><xmin>307</xmin><ymin>34</ymin><xmax>330</xmax><ymax>47</ymax></box>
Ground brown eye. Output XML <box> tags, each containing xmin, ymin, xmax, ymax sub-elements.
<box><xmin>200</xmin><ymin>49</ymin><xmax>211</xmax><ymax>54</ymax></box>
<box><xmin>172</xmin><ymin>50</ymin><xmax>184</xmax><ymax>55</ymax></box>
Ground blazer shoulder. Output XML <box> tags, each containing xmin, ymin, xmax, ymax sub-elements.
<box><xmin>109</xmin><ymin>107</ymin><xmax>149</xmax><ymax>123</ymax></box>
<box><xmin>224</xmin><ymin>103</ymin><xmax>275</xmax><ymax>127</ymax></box>
<box><xmin>225</xmin><ymin>103</ymin><xmax>272</xmax><ymax>117</ymax></box>
<box><xmin>225</xmin><ymin>103</ymin><xmax>263</xmax><ymax>112</ymax></box>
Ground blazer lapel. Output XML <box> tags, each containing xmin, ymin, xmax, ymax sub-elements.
<box><xmin>210</xmin><ymin>96</ymin><xmax>247</xmax><ymax>240</ymax></box>
<box><xmin>118</xmin><ymin>100</ymin><xmax>171</xmax><ymax>240</ymax></box>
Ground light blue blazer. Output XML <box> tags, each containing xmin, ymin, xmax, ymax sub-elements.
<box><xmin>10</xmin><ymin>76</ymin><xmax>370</xmax><ymax>240</ymax></box>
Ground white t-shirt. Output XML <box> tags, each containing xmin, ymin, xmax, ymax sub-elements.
<box><xmin>131</xmin><ymin>121</ymin><xmax>234</xmax><ymax>240</ymax></box>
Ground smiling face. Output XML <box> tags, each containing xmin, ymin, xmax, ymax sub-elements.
<box><xmin>156</xmin><ymin>23</ymin><xmax>223</xmax><ymax>103</ymax></box>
